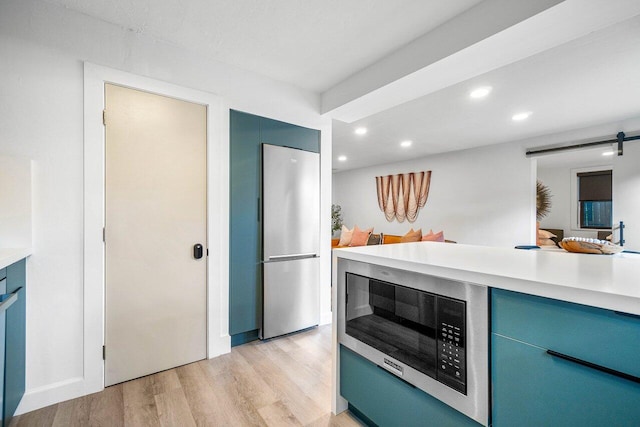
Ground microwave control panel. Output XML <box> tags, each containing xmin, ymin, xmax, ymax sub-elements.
<box><xmin>436</xmin><ymin>296</ymin><xmax>466</xmax><ymax>394</ymax></box>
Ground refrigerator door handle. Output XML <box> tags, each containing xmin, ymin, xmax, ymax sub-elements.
<box><xmin>266</xmin><ymin>253</ymin><xmax>318</xmax><ymax>262</ymax></box>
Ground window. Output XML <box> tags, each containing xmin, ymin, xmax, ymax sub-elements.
<box><xmin>577</xmin><ymin>170</ymin><xmax>612</xmax><ymax>229</ymax></box>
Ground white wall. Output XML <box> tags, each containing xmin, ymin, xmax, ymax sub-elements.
<box><xmin>613</xmin><ymin>141</ymin><xmax>640</xmax><ymax>252</ymax></box>
<box><xmin>0</xmin><ymin>0</ymin><xmax>332</xmax><ymax>412</ymax></box>
<box><xmin>333</xmin><ymin>141</ymin><xmax>536</xmax><ymax>247</ymax></box>
<box><xmin>0</xmin><ymin>157</ymin><xmax>32</xmax><ymax>248</ymax></box>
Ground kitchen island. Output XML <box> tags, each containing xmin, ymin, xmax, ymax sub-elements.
<box><xmin>331</xmin><ymin>242</ymin><xmax>640</xmax><ymax>426</ymax></box>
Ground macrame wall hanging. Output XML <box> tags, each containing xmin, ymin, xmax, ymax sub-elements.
<box><xmin>375</xmin><ymin>171</ymin><xmax>431</xmax><ymax>223</ymax></box>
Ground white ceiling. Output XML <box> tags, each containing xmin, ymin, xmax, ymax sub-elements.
<box><xmin>43</xmin><ymin>0</ymin><xmax>482</xmax><ymax>92</ymax></box>
<box><xmin>43</xmin><ymin>0</ymin><xmax>640</xmax><ymax>172</ymax></box>
<box><xmin>332</xmin><ymin>14</ymin><xmax>640</xmax><ymax>171</ymax></box>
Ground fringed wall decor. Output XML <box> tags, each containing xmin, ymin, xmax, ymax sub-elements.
<box><xmin>375</xmin><ymin>171</ymin><xmax>431</xmax><ymax>223</ymax></box>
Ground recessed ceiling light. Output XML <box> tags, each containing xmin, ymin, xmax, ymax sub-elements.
<box><xmin>602</xmin><ymin>150</ymin><xmax>615</xmax><ymax>156</ymax></box>
<box><xmin>512</xmin><ymin>112</ymin><xmax>532</xmax><ymax>121</ymax></box>
<box><xmin>337</xmin><ymin>155</ymin><xmax>347</xmax><ymax>162</ymax></box>
<box><xmin>469</xmin><ymin>86</ymin><xmax>492</xmax><ymax>99</ymax></box>
<box><xmin>354</xmin><ymin>127</ymin><xmax>367</xmax><ymax>135</ymax></box>
<box><xmin>400</xmin><ymin>140</ymin><xmax>412</xmax><ymax>148</ymax></box>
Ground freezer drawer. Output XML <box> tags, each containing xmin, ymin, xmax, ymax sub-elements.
<box><xmin>262</xmin><ymin>257</ymin><xmax>320</xmax><ymax>339</ymax></box>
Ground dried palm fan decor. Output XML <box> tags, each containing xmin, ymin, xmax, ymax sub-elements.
<box><xmin>536</xmin><ymin>180</ymin><xmax>552</xmax><ymax>221</ymax></box>
<box><xmin>376</xmin><ymin>171</ymin><xmax>431</xmax><ymax>222</ymax></box>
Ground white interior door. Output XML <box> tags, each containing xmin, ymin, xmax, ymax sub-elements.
<box><xmin>104</xmin><ymin>83</ymin><xmax>207</xmax><ymax>386</ymax></box>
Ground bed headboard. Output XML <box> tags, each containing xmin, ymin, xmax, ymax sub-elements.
<box><xmin>544</xmin><ymin>228</ymin><xmax>564</xmax><ymax>241</ymax></box>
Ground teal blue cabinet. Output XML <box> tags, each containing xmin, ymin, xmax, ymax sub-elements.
<box><xmin>230</xmin><ymin>111</ymin><xmax>261</xmax><ymax>339</ymax></box>
<box><xmin>0</xmin><ymin>267</ymin><xmax>5</xmax><ymax>426</ymax></box>
<box><xmin>492</xmin><ymin>289</ymin><xmax>640</xmax><ymax>426</ymax></box>
<box><xmin>340</xmin><ymin>346</ymin><xmax>481</xmax><ymax>427</ymax></box>
<box><xmin>1</xmin><ymin>259</ymin><xmax>26</xmax><ymax>427</ymax></box>
<box><xmin>259</xmin><ymin>117</ymin><xmax>320</xmax><ymax>153</ymax></box>
<box><xmin>229</xmin><ymin>110</ymin><xmax>319</xmax><ymax>344</ymax></box>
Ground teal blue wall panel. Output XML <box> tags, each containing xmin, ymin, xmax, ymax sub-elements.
<box><xmin>229</xmin><ymin>110</ymin><xmax>320</xmax><ymax>340</ymax></box>
<box><xmin>230</xmin><ymin>111</ymin><xmax>261</xmax><ymax>336</ymax></box>
<box><xmin>260</xmin><ymin>117</ymin><xmax>319</xmax><ymax>153</ymax></box>
<box><xmin>340</xmin><ymin>346</ymin><xmax>481</xmax><ymax>427</ymax></box>
<box><xmin>4</xmin><ymin>259</ymin><xmax>26</xmax><ymax>426</ymax></box>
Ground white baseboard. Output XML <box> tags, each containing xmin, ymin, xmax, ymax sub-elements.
<box><xmin>16</xmin><ymin>377</ymin><xmax>102</xmax><ymax>415</ymax></box>
<box><xmin>208</xmin><ymin>334</ymin><xmax>231</xmax><ymax>359</ymax></box>
<box><xmin>320</xmin><ymin>310</ymin><xmax>333</xmax><ymax>326</ymax></box>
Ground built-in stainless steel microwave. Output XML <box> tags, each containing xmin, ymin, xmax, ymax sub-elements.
<box><xmin>337</xmin><ymin>259</ymin><xmax>489</xmax><ymax>426</ymax></box>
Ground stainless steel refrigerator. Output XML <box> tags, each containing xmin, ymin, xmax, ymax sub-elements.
<box><xmin>261</xmin><ymin>144</ymin><xmax>320</xmax><ymax>340</ymax></box>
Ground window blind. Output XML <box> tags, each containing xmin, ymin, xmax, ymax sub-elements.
<box><xmin>578</xmin><ymin>170</ymin><xmax>612</xmax><ymax>201</ymax></box>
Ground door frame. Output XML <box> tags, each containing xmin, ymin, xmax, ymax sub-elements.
<box><xmin>83</xmin><ymin>62</ymin><xmax>230</xmax><ymax>394</ymax></box>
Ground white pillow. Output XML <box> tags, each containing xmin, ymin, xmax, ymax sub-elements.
<box><xmin>539</xmin><ymin>237</ymin><xmax>556</xmax><ymax>246</ymax></box>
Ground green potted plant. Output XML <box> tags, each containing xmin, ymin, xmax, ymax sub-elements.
<box><xmin>331</xmin><ymin>204</ymin><xmax>343</xmax><ymax>237</ymax></box>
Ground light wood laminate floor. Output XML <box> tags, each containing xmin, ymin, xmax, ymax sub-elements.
<box><xmin>11</xmin><ymin>325</ymin><xmax>362</xmax><ymax>427</ymax></box>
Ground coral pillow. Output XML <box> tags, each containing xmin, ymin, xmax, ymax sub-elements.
<box><xmin>337</xmin><ymin>225</ymin><xmax>353</xmax><ymax>246</ymax></box>
<box><xmin>400</xmin><ymin>228</ymin><xmax>422</xmax><ymax>243</ymax></box>
<box><xmin>349</xmin><ymin>225</ymin><xmax>373</xmax><ymax>247</ymax></box>
<box><xmin>422</xmin><ymin>229</ymin><xmax>445</xmax><ymax>242</ymax></box>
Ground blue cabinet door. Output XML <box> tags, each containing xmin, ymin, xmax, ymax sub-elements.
<box><xmin>4</xmin><ymin>259</ymin><xmax>26</xmax><ymax>427</ymax></box>
<box><xmin>230</xmin><ymin>110</ymin><xmax>262</xmax><ymax>337</ymax></box>
<box><xmin>492</xmin><ymin>289</ymin><xmax>640</xmax><ymax>426</ymax></box>
<box><xmin>0</xmin><ymin>270</ymin><xmax>5</xmax><ymax>426</ymax></box>
<box><xmin>492</xmin><ymin>333</ymin><xmax>640</xmax><ymax>427</ymax></box>
<box><xmin>492</xmin><ymin>288</ymin><xmax>640</xmax><ymax>377</ymax></box>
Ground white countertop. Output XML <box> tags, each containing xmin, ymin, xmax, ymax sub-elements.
<box><xmin>0</xmin><ymin>248</ymin><xmax>32</xmax><ymax>270</ymax></box>
<box><xmin>333</xmin><ymin>242</ymin><xmax>640</xmax><ymax>316</ymax></box>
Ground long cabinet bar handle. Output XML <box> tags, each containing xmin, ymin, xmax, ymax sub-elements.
<box><xmin>546</xmin><ymin>349</ymin><xmax>640</xmax><ymax>384</ymax></box>
<box><xmin>0</xmin><ymin>288</ymin><xmax>19</xmax><ymax>313</ymax></box>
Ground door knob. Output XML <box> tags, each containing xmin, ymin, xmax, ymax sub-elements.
<box><xmin>193</xmin><ymin>244</ymin><xmax>203</xmax><ymax>259</ymax></box>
